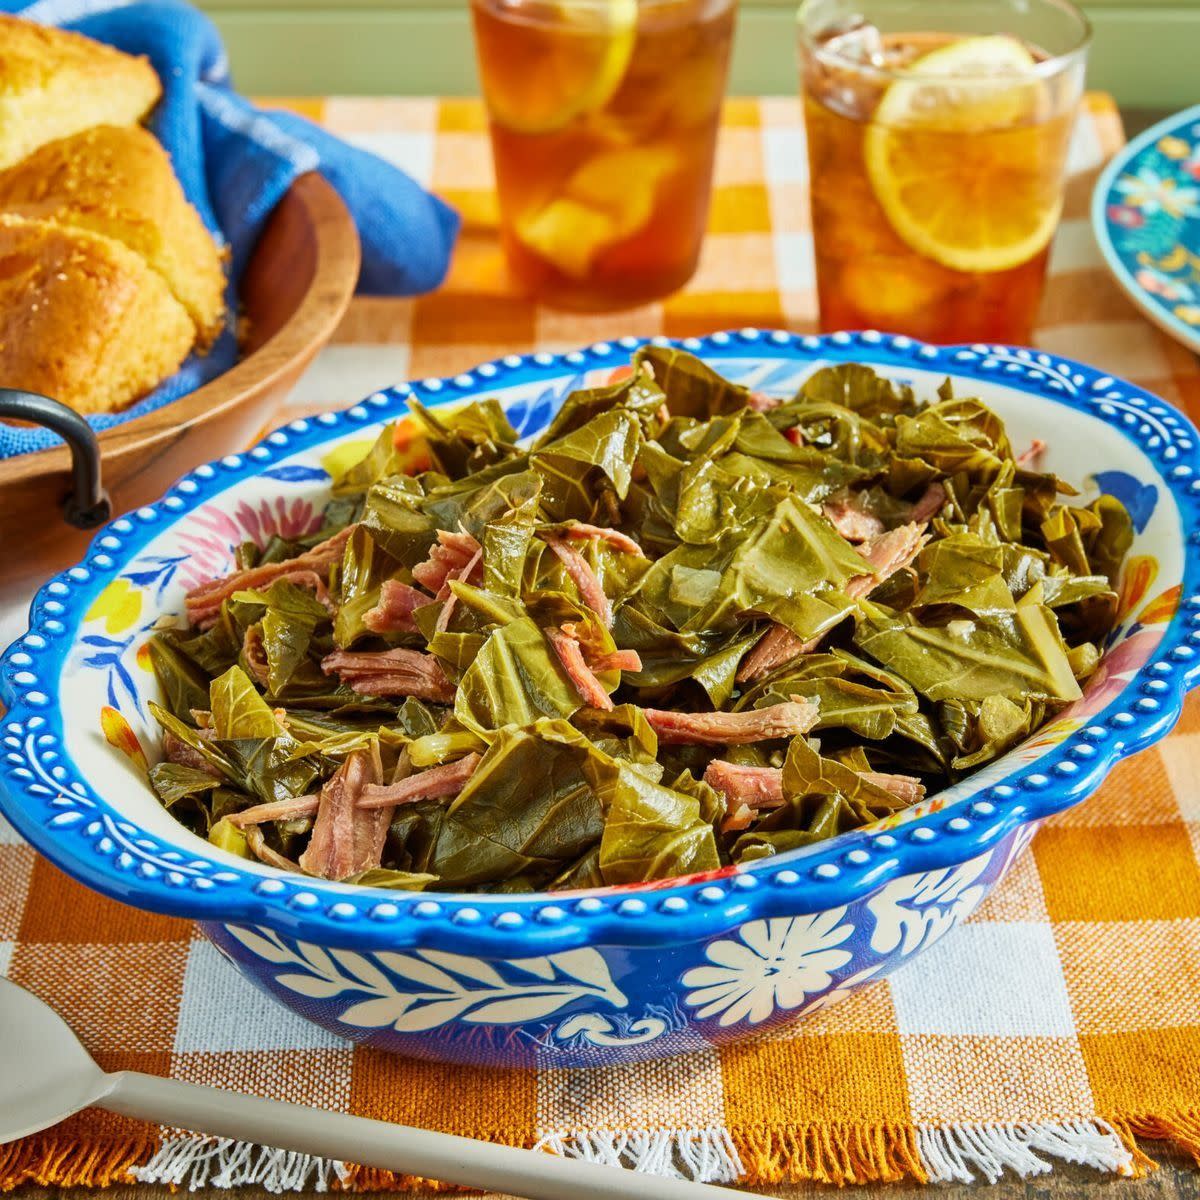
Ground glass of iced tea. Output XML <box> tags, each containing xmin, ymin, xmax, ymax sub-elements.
<box><xmin>472</xmin><ymin>0</ymin><xmax>737</xmax><ymax>310</ymax></box>
<box><xmin>798</xmin><ymin>0</ymin><xmax>1090</xmax><ymax>344</ymax></box>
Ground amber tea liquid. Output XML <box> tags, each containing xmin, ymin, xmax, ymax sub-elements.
<box><xmin>801</xmin><ymin>24</ymin><xmax>1082</xmax><ymax>344</ymax></box>
<box><xmin>473</xmin><ymin>0</ymin><xmax>737</xmax><ymax>310</ymax></box>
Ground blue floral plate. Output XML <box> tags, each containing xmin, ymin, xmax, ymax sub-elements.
<box><xmin>2</xmin><ymin>330</ymin><xmax>1200</xmax><ymax>1068</ymax></box>
<box><xmin>1094</xmin><ymin>105</ymin><xmax>1200</xmax><ymax>354</ymax></box>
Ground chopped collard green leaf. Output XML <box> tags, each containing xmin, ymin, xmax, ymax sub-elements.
<box><xmin>146</xmin><ymin>351</ymin><xmax>1130</xmax><ymax>889</ymax></box>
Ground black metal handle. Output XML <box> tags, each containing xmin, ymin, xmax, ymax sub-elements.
<box><xmin>0</xmin><ymin>389</ymin><xmax>111</xmax><ymax>529</ymax></box>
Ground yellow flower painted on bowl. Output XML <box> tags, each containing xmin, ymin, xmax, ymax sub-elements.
<box><xmin>136</xmin><ymin>641</ymin><xmax>155</xmax><ymax>674</ymax></box>
<box><xmin>1117</xmin><ymin>555</ymin><xmax>1157</xmax><ymax>623</ymax></box>
<box><xmin>85</xmin><ymin>578</ymin><xmax>143</xmax><ymax>634</ymax></box>
<box><xmin>1158</xmin><ymin>136</ymin><xmax>1190</xmax><ymax>161</ymax></box>
<box><xmin>1175</xmin><ymin>304</ymin><xmax>1200</xmax><ymax>327</ymax></box>
<box><xmin>320</xmin><ymin>438</ymin><xmax>379</xmax><ymax>481</ymax></box>
<box><xmin>100</xmin><ymin>705</ymin><xmax>147</xmax><ymax>775</ymax></box>
<box><xmin>1139</xmin><ymin>583</ymin><xmax>1181</xmax><ymax>626</ymax></box>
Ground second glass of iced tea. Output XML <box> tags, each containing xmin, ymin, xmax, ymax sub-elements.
<box><xmin>472</xmin><ymin>0</ymin><xmax>737</xmax><ymax>310</ymax></box>
<box><xmin>799</xmin><ymin>0</ymin><xmax>1090</xmax><ymax>344</ymax></box>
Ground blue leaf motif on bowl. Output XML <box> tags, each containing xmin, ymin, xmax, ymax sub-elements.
<box><xmin>1091</xmin><ymin>470</ymin><xmax>1158</xmax><ymax>533</ymax></box>
<box><xmin>226</xmin><ymin>926</ymin><xmax>631</xmax><ymax>1034</ymax></box>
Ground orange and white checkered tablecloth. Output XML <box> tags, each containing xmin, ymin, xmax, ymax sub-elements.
<box><xmin>4</xmin><ymin>94</ymin><xmax>1200</xmax><ymax>1195</ymax></box>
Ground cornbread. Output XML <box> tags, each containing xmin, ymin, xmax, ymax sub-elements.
<box><xmin>0</xmin><ymin>16</ymin><xmax>161</xmax><ymax>170</ymax></box>
<box><xmin>0</xmin><ymin>214</ymin><xmax>193</xmax><ymax>415</ymax></box>
<box><xmin>0</xmin><ymin>125</ymin><xmax>226</xmax><ymax>345</ymax></box>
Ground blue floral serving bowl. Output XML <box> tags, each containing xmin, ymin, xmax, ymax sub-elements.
<box><xmin>3</xmin><ymin>330</ymin><xmax>1199</xmax><ymax>1069</ymax></box>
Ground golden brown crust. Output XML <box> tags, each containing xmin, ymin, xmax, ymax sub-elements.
<box><xmin>0</xmin><ymin>214</ymin><xmax>194</xmax><ymax>415</ymax></box>
<box><xmin>0</xmin><ymin>125</ymin><xmax>226</xmax><ymax>345</ymax></box>
<box><xmin>0</xmin><ymin>16</ymin><xmax>161</xmax><ymax>168</ymax></box>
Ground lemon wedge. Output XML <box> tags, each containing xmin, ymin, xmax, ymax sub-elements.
<box><xmin>864</xmin><ymin>35</ymin><xmax>1063</xmax><ymax>274</ymax></box>
<box><xmin>514</xmin><ymin>145</ymin><xmax>678</xmax><ymax>277</ymax></box>
<box><xmin>482</xmin><ymin>0</ymin><xmax>637</xmax><ymax>135</ymax></box>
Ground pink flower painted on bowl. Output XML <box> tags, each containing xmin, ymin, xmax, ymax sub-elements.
<box><xmin>1057</xmin><ymin>628</ymin><xmax>1164</xmax><ymax>724</ymax></box>
<box><xmin>235</xmin><ymin>497</ymin><xmax>321</xmax><ymax>546</ymax></box>
<box><xmin>175</xmin><ymin>499</ymin><xmax>323</xmax><ymax>590</ymax></box>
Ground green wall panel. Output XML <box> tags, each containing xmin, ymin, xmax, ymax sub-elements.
<box><xmin>198</xmin><ymin>2</ymin><xmax>1198</xmax><ymax>109</ymax></box>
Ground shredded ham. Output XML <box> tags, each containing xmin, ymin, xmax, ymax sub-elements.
<box><xmin>822</xmin><ymin>495</ymin><xmax>886</xmax><ymax>543</ymax></box>
<box><xmin>643</xmin><ymin>698</ymin><xmax>818</xmax><ymax>746</ymax></box>
<box><xmin>322</xmin><ymin>647</ymin><xmax>456</xmax><ymax>703</ymax></box>
<box><xmin>704</xmin><ymin>760</ymin><xmax>925</xmax><ymax>811</ymax></box>
<box><xmin>861</xmin><ymin>771</ymin><xmax>926</xmax><ymax>805</ymax></box>
<box><xmin>562</xmin><ymin>523</ymin><xmax>645</xmax><ymax>557</ymax></box>
<box><xmin>908</xmin><ymin>481</ymin><xmax>947</xmax><ymax>524</ymax></box>
<box><xmin>543</xmin><ymin>535</ymin><xmax>612</xmax><ymax>627</ymax></box>
<box><xmin>243</xmin><ymin>625</ymin><xmax>270</xmax><ymax>688</ymax></box>
<box><xmin>162</xmin><ymin>730</ymin><xmax>221</xmax><ymax>777</ymax></box>
<box><xmin>848</xmin><ymin>522</ymin><xmax>928</xmax><ymax>600</ymax></box>
<box><xmin>435</xmin><ymin>546</ymin><xmax>484</xmax><ymax>633</ymax></box>
<box><xmin>559</xmin><ymin>622</ymin><xmax>642</xmax><ymax>675</ymax></box>
<box><xmin>412</xmin><ymin>530</ymin><xmax>483</xmax><ymax>595</ymax></box>
<box><xmin>736</xmin><ymin>624</ymin><xmax>818</xmax><ymax>685</ymax></box>
<box><xmin>704</xmin><ymin>759</ymin><xmax>786</xmax><ymax>807</ymax></box>
<box><xmin>589</xmin><ymin>649</ymin><xmax>643</xmax><ymax>673</ymax></box>
<box><xmin>1017</xmin><ymin>438</ymin><xmax>1047</xmax><ymax>469</ymax></box>
<box><xmin>358</xmin><ymin>752</ymin><xmax>482</xmax><ymax>811</ymax></box>
<box><xmin>228</xmin><ymin>793</ymin><xmax>320</xmax><ymax>827</ymax></box>
<box><xmin>185</xmin><ymin>525</ymin><xmax>352</xmax><ymax>628</ymax></box>
<box><xmin>547</xmin><ymin>627</ymin><xmax>613</xmax><ymax>710</ymax></box>
<box><xmin>363</xmin><ymin>579</ymin><xmax>429</xmax><ymax>634</ymax></box>
<box><xmin>299</xmin><ymin>747</ymin><xmax>389</xmax><ymax>880</ymax></box>
<box><xmin>747</xmin><ymin>390</ymin><xmax>781</xmax><ymax>413</ymax></box>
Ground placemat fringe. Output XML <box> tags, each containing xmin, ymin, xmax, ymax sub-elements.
<box><xmin>731</xmin><ymin>1120</ymin><xmax>927</xmax><ymax>1185</ymax></box>
<box><xmin>3</xmin><ymin>1115</ymin><xmax>1195</xmax><ymax>1192</ymax></box>
<box><xmin>1118</xmin><ymin>1111</ymin><xmax>1200</xmax><ymax>1170</ymax></box>
<box><xmin>0</xmin><ymin>1135</ymin><xmax>156</xmax><ymax>1192</ymax></box>
<box><xmin>532</xmin><ymin>1127</ymin><xmax>743</xmax><ymax>1183</ymax></box>
<box><xmin>916</xmin><ymin>1120</ymin><xmax>1134</xmax><ymax>1184</ymax></box>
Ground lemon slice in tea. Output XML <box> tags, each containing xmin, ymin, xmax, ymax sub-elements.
<box><xmin>480</xmin><ymin>0</ymin><xmax>638</xmax><ymax>135</ymax></box>
<box><xmin>514</xmin><ymin>145</ymin><xmax>679</xmax><ymax>277</ymax></box>
<box><xmin>864</xmin><ymin>35</ymin><xmax>1063</xmax><ymax>274</ymax></box>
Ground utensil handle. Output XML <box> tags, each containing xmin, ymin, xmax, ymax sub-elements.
<box><xmin>102</xmin><ymin>1071</ymin><xmax>757</xmax><ymax>1200</ymax></box>
<box><xmin>0</xmin><ymin>389</ymin><xmax>110</xmax><ymax>529</ymax></box>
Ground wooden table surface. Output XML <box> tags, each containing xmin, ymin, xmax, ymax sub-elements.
<box><xmin>11</xmin><ymin>1141</ymin><xmax>1200</xmax><ymax>1200</ymax></box>
<box><xmin>9</xmin><ymin>108</ymin><xmax>1197</xmax><ymax>1200</ymax></box>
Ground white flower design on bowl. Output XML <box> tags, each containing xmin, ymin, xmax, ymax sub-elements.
<box><xmin>681</xmin><ymin>910</ymin><xmax>854</xmax><ymax>1027</ymax></box>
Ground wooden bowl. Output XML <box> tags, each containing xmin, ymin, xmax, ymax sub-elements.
<box><xmin>0</xmin><ymin>171</ymin><xmax>360</xmax><ymax>610</ymax></box>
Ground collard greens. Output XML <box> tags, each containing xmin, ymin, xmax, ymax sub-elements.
<box><xmin>146</xmin><ymin>352</ymin><xmax>1131</xmax><ymax>891</ymax></box>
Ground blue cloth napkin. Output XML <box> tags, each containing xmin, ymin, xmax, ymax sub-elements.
<box><xmin>0</xmin><ymin>0</ymin><xmax>460</xmax><ymax>458</ymax></box>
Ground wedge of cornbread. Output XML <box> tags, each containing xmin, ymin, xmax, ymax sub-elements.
<box><xmin>0</xmin><ymin>16</ymin><xmax>161</xmax><ymax>170</ymax></box>
<box><xmin>0</xmin><ymin>214</ymin><xmax>194</xmax><ymax>415</ymax></box>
